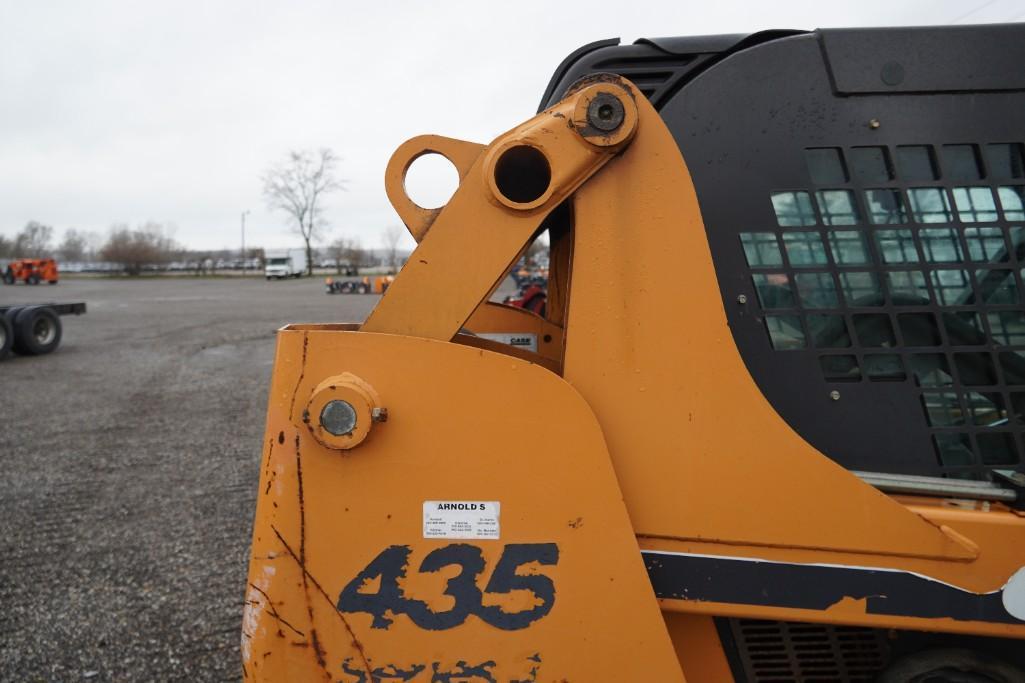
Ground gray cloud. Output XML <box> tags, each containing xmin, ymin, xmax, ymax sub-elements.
<box><xmin>0</xmin><ymin>0</ymin><xmax>994</xmax><ymax>251</ymax></box>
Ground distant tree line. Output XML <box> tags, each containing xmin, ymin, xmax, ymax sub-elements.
<box><xmin>0</xmin><ymin>219</ymin><xmax>399</xmax><ymax>276</ymax></box>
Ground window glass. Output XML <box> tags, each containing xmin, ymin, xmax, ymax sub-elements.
<box><xmin>978</xmin><ymin>433</ymin><xmax>1018</xmax><ymax>465</ymax></box>
<box><xmin>866</xmin><ymin>189</ymin><xmax>908</xmax><ymax>224</ymax></box>
<box><xmin>975</xmin><ymin>269</ymin><xmax>1018</xmax><ymax>305</ymax></box>
<box><xmin>839</xmin><ymin>271</ymin><xmax>884</xmax><ymax>306</ymax></box>
<box><xmin>1011</xmin><ymin>392</ymin><xmax>1025</xmax><ymax>423</ymax></box>
<box><xmin>998</xmin><ymin>186</ymin><xmax>1025</xmax><ymax>220</ymax></box>
<box><xmin>908</xmin><ymin>188</ymin><xmax>953</xmax><ymax>223</ymax></box>
<box><xmin>795</xmin><ymin>272</ymin><xmax>839</xmax><ymax>308</ymax></box>
<box><xmin>922</xmin><ymin>392</ymin><xmax>964</xmax><ymax>426</ymax></box>
<box><xmin>896</xmin><ymin>145</ymin><xmax>938</xmax><ymax>181</ymax></box>
<box><xmin>955</xmin><ymin>352</ymin><xmax>998</xmax><ymax>385</ymax></box>
<box><xmin>819</xmin><ymin>354</ymin><xmax>861</xmax><ymax>381</ymax></box>
<box><xmin>943</xmin><ymin>311</ymin><xmax>986</xmax><ymax>346</ymax></box>
<box><xmin>919</xmin><ymin>227</ymin><xmax>962</xmax><ymax>263</ymax></box>
<box><xmin>987</xmin><ymin>311</ymin><xmax>1025</xmax><ymax>346</ymax></box>
<box><xmin>933</xmin><ymin>433</ymin><xmax>974</xmax><ymax>466</ymax></box>
<box><xmin>764</xmin><ymin>315</ymin><xmax>805</xmax><ymax>349</ymax></box>
<box><xmin>910</xmin><ymin>353</ymin><xmax>953</xmax><ymax>387</ymax></box>
<box><xmin>899</xmin><ymin>312</ymin><xmax>941</xmax><ymax>346</ymax></box>
<box><xmin>943</xmin><ymin>144</ymin><xmax>983</xmax><ymax>181</ymax></box>
<box><xmin>808</xmin><ymin>314</ymin><xmax>851</xmax><ymax>348</ymax></box>
<box><xmin>853</xmin><ymin>313</ymin><xmax>896</xmax><ymax>347</ymax></box>
<box><xmin>806</xmin><ymin>148</ymin><xmax>848</xmax><ymax>184</ymax></box>
<box><xmin>864</xmin><ymin>354</ymin><xmax>906</xmax><ymax>381</ymax></box>
<box><xmin>781</xmin><ymin>231</ymin><xmax>828</xmax><ymax>266</ymax></box>
<box><xmin>850</xmin><ymin>146</ymin><xmax>892</xmax><ymax>183</ymax></box>
<box><xmin>875</xmin><ymin>229</ymin><xmax>919</xmax><ymax>263</ymax></box>
<box><xmin>771</xmin><ymin>191</ymin><xmax>817</xmax><ymax>226</ymax></box>
<box><xmin>751</xmin><ymin>274</ymin><xmax>795</xmax><ymax>309</ymax></box>
<box><xmin>963</xmin><ymin>227</ymin><xmax>1007</xmax><ymax>262</ymax></box>
<box><xmin>966</xmin><ymin>392</ymin><xmax>1007</xmax><ymax>426</ymax></box>
<box><xmin>930</xmin><ymin>269</ymin><xmax>971</xmax><ymax>305</ymax></box>
<box><xmin>815</xmin><ymin>190</ymin><xmax>860</xmax><ymax>225</ymax></box>
<box><xmin>952</xmin><ymin>187</ymin><xmax>998</xmax><ymax>222</ymax></box>
<box><xmin>985</xmin><ymin>143</ymin><xmax>1025</xmax><ymax>180</ymax></box>
<box><xmin>827</xmin><ymin>230</ymin><xmax>871</xmax><ymax>265</ymax></box>
<box><xmin>886</xmin><ymin>270</ymin><xmax>930</xmax><ymax>305</ymax></box>
<box><xmin>740</xmin><ymin>232</ymin><xmax>783</xmax><ymax>267</ymax></box>
<box><xmin>999</xmin><ymin>351</ymin><xmax>1025</xmax><ymax>385</ymax></box>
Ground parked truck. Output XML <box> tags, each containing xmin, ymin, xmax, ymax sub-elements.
<box><xmin>0</xmin><ymin>303</ymin><xmax>86</xmax><ymax>360</ymax></box>
<box><xmin>2</xmin><ymin>258</ymin><xmax>59</xmax><ymax>285</ymax></box>
<box><xmin>263</xmin><ymin>248</ymin><xmax>307</xmax><ymax>279</ymax></box>
<box><xmin>243</xmin><ymin>24</ymin><xmax>1025</xmax><ymax>682</ymax></box>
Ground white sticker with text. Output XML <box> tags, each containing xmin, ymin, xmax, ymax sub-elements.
<box><xmin>423</xmin><ymin>501</ymin><xmax>500</xmax><ymax>540</ymax></box>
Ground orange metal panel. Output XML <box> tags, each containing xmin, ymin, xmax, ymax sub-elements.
<box><xmin>664</xmin><ymin>613</ymin><xmax>735</xmax><ymax>681</ymax></box>
<box><xmin>243</xmin><ymin>329</ymin><xmax>683</xmax><ymax>681</ymax></box>
<box><xmin>561</xmin><ymin>83</ymin><xmax>982</xmax><ymax>564</ymax></box>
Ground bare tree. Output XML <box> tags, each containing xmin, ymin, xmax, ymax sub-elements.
<box><xmin>13</xmin><ymin>221</ymin><xmax>54</xmax><ymax>257</ymax></box>
<box><xmin>328</xmin><ymin>236</ymin><xmax>366</xmax><ymax>275</ymax></box>
<box><xmin>0</xmin><ymin>235</ymin><xmax>12</xmax><ymax>259</ymax></box>
<box><xmin>57</xmin><ymin>229</ymin><xmax>90</xmax><ymax>262</ymax></box>
<box><xmin>262</xmin><ymin>148</ymin><xmax>343</xmax><ymax>276</ymax></box>
<box><xmin>100</xmin><ymin>222</ymin><xmax>179</xmax><ymax>276</ymax></box>
<box><xmin>382</xmin><ymin>225</ymin><xmax>404</xmax><ymax>273</ymax></box>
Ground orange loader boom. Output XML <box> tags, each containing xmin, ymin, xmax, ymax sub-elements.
<box><xmin>244</xmin><ymin>25</ymin><xmax>1025</xmax><ymax>682</ymax></box>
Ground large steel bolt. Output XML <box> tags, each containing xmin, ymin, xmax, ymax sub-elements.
<box><xmin>587</xmin><ymin>92</ymin><xmax>626</xmax><ymax>132</ymax></box>
<box><xmin>320</xmin><ymin>399</ymin><xmax>358</xmax><ymax>436</ymax></box>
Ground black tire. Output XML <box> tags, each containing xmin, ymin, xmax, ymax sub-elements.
<box><xmin>27</xmin><ymin>273</ymin><xmax>40</xmax><ymax>285</ymax></box>
<box><xmin>11</xmin><ymin>306</ymin><xmax>62</xmax><ymax>356</ymax></box>
<box><xmin>0</xmin><ymin>314</ymin><xmax>12</xmax><ymax>360</ymax></box>
<box><xmin>877</xmin><ymin>648</ymin><xmax>1025</xmax><ymax>683</ymax></box>
<box><xmin>1</xmin><ymin>269</ymin><xmax>13</xmax><ymax>285</ymax></box>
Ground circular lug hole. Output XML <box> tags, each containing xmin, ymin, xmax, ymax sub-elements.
<box><xmin>404</xmin><ymin>152</ymin><xmax>459</xmax><ymax>209</ymax></box>
<box><xmin>494</xmin><ymin>145</ymin><xmax>551</xmax><ymax>205</ymax></box>
<box><xmin>320</xmin><ymin>400</ymin><xmax>357</xmax><ymax>436</ymax></box>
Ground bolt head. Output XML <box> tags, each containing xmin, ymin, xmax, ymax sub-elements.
<box><xmin>586</xmin><ymin>93</ymin><xmax>625</xmax><ymax>132</ymax></box>
<box><xmin>320</xmin><ymin>400</ymin><xmax>357</xmax><ymax>436</ymax></box>
<box><xmin>737</xmin><ymin>294</ymin><xmax>748</xmax><ymax>304</ymax></box>
<box><xmin>830</xmin><ymin>390</ymin><xmax>841</xmax><ymax>401</ymax></box>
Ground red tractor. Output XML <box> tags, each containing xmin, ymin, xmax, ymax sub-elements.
<box><xmin>2</xmin><ymin>258</ymin><xmax>59</xmax><ymax>285</ymax></box>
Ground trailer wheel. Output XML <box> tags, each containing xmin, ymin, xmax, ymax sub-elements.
<box><xmin>12</xmin><ymin>306</ymin><xmax>62</xmax><ymax>356</ymax></box>
<box><xmin>0</xmin><ymin>314</ymin><xmax>12</xmax><ymax>360</ymax></box>
<box><xmin>877</xmin><ymin>648</ymin><xmax>1025</xmax><ymax>683</ymax></box>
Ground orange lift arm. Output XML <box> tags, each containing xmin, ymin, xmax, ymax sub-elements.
<box><xmin>243</xmin><ymin>73</ymin><xmax>1025</xmax><ymax>682</ymax></box>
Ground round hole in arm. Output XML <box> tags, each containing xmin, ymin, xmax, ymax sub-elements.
<box><xmin>404</xmin><ymin>152</ymin><xmax>460</xmax><ymax>210</ymax></box>
<box><xmin>494</xmin><ymin>145</ymin><xmax>551</xmax><ymax>204</ymax></box>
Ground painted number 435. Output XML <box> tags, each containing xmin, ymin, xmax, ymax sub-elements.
<box><xmin>337</xmin><ymin>543</ymin><xmax>558</xmax><ymax>631</ymax></box>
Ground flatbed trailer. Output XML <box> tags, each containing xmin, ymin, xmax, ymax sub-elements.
<box><xmin>0</xmin><ymin>302</ymin><xmax>86</xmax><ymax>360</ymax></box>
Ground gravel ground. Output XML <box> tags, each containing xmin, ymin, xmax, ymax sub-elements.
<box><xmin>0</xmin><ymin>277</ymin><xmax>383</xmax><ymax>682</ymax></box>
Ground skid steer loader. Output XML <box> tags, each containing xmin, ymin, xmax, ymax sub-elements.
<box><xmin>243</xmin><ymin>24</ymin><xmax>1025</xmax><ymax>681</ymax></box>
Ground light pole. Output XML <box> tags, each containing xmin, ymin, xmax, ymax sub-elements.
<box><xmin>241</xmin><ymin>210</ymin><xmax>250</xmax><ymax>274</ymax></box>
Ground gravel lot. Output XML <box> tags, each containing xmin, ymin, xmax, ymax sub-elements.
<box><xmin>0</xmin><ymin>277</ymin><xmax>381</xmax><ymax>682</ymax></box>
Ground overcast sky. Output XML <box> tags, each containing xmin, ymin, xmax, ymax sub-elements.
<box><xmin>1</xmin><ymin>0</ymin><xmax>1020</xmax><ymax>253</ymax></box>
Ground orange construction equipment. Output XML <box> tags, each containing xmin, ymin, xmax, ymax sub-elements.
<box><xmin>2</xmin><ymin>258</ymin><xmax>58</xmax><ymax>285</ymax></box>
<box><xmin>326</xmin><ymin>276</ymin><xmax>395</xmax><ymax>295</ymax></box>
<box><xmin>243</xmin><ymin>25</ymin><xmax>1025</xmax><ymax>681</ymax></box>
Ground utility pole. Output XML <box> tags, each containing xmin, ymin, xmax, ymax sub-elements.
<box><xmin>241</xmin><ymin>210</ymin><xmax>250</xmax><ymax>274</ymax></box>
